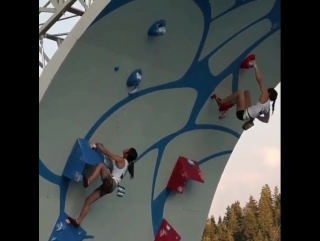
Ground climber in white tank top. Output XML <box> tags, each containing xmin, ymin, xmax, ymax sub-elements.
<box><xmin>111</xmin><ymin>158</ymin><xmax>129</xmax><ymax>184</ymax></box>
<box><xmin>66</xmin><ymin>143</ymin><xmax>138</xmax><ymax>229</ymax></box>
<box><xmin>212</xmin><ymin>59</ymin><xmax>278</xmax><ymax>124</ymax></box>
<box><xmin>247</xmin><ymin>99</ymin><xmax>270</xmax><ymax>119</ymax></box>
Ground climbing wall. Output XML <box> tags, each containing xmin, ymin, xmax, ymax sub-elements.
<box><xmin>39</xmin><ymin>0</ymin><xmax>280</xmax><ymax>240</ymax></box>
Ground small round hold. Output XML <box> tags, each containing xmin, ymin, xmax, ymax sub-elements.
<box><xmin>114</xmin><ymin>65</ymin><xmax>119</xmax><ymax>71</ymax></box>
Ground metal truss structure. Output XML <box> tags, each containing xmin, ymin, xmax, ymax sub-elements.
<box><xmin>39</xmin><ymin>0</ymin><xmax>94</xmax><ymax>76</ymax></box>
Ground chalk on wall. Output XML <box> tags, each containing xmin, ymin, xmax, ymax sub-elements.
<box><xmin>148</xmin><ymin>20</ymin><xmax>166</xmax><ymax>37</ymax></box>
<box><xmin>127</xmin><ymin>69</ymin><xmax>142</xmax><ymax>95</ymax></box>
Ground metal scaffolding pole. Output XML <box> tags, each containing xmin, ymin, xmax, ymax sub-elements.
<box><xmin>39</xmin><ymin>0</ymin><xmax>93</xmax><ymax>74</ymax></box>
<box><xmin>39</xmin><ymin>36</ymin><xmax>46</xmax><ymax>68</ymax></box>
<box><xmin>39</xmin><ymin>0</ymin><xmax>77</xmax><ymax>36</ymax></box>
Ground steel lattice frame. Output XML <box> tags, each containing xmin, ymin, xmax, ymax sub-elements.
<box><xmin>39</xmin><ymin>0</ymin><xmax>94</xmax><ymax>75</ymax></box>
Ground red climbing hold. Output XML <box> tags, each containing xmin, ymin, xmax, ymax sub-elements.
<box><xmin>240</xmin><ymin>54</ymin><xmax>256</xmax><ymax>69</ymax></box>
<box><xmin>154</xmin><ymin>219</ymin><xmax>181</xmax><ymax>241</ymax></box>
<box><xmin>167</xmin><ymin>156</ymin><xmax>204</xmax><ymax>194</ymax></box>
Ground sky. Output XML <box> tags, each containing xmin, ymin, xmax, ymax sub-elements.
<box><xmin>39</xmin><ymin>0</ymin><xmax>280</xmax><ymax>222</ymax></box>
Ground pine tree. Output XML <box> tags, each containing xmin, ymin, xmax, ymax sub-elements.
<box><xmin>272</xmin><ymin>186</ymin><xmax>281</xmax><ymax>228</ymax></box>
<box><xmin>224</xmin><ymin>206</ymin><xmax>231</xmax><ymax>224</ymax></box>
<box><xmin>223</xmin><ymin>202</ymin><xmax>243</xmax><ymax>240</ymax></box>
<box><xmin>258</xmin><ymin>185</ymin><xmax>274</xmax><ymax>240</ymax></box>
<box><xmin>242</xmin><ymin>198</ymin><xmax>259</xmax><ymax>241</ymax></box>
<box><xmin>201</xmin><ymin>218</ymin><xmax>211</xmax><ymax>241</ymax></box>
<box><xmin>202</xmin><ymin>216</ymin><xmax>219</xmax><ymax>241</ymax></box>
<box><xmin>216</xmin><ymin>222</ymin><xmax>234</xmax><ymax>241</ymax></box>
<box><xmin>218</xmin><ymin>216</ymin><xmax>223</xmax><ymax>224</ymax></box>
<box><xmin>208</xmin><ymin>215</ymin><xmax>218</xmax><ymax>241</ymax></box>
<box><xmin>247</xmin><ymin>196</ymin><xmax>259</xmax><ymax>218</ymax></box>
<box><xmin>225</xmin><ymin>206</ymin><xmax>237</xmax><ymax>235</ymax></box>
<box><xmin>230</xmin><ymin>201</ymin><xmax>243</xmax><ymax>241</ymax></box>
<box><xmin>278</xmin><ymin>193</ymin><xmax>281</xmax><ymax>224</ymax></box>
<box><xmin>210</xmin><ymin>215</ymin><xmax>217</xmax><ymax>228</ymax></box>
<box><xmin>232</xmin><ymin>201</ymin><xmax>243</xmax><ymax>221</ymax></box>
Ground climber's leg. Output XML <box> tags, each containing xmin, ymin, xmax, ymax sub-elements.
<box><xmin>68</xmin><ymin>175</ymin><xmax>117</xmax><ymax>228</ymax></box>
<box><xmin>244</xmin><ymin>90</ymin><xmax>252</xmax><ymax>108</ymax></box>
<box><xmin>213</xmin><ymin>91</ymin><xmax>245</xmax><ymax>111</ymax></box>
<box><xmin>77</xmin><ymin>190</ymin><xmax>102</xmax><ymax>224</ymax></box>
<box><xmin>83</xmin><ymin>163</ymin><xmax>110</xmax><ymax>188</ymax></box>
<box><xmin>215</xmin><ymin>91</ymin><xmax>252</xmax><ymax>121</ymax></box>
<box><xmin>221</xmin><ymin>91</ymin><xmax>245</xmax><ymax>110</ymax></box>
<box><xmin>67</xmin><ymin>190</ymin><xmax>101</xmax><ymax>228</ymax></box>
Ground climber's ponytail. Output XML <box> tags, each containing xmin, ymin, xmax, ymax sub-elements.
<box><xmin>268</xmin><ymin>88</ymin><xmax>278</xmax><ymax>115</ymax></box>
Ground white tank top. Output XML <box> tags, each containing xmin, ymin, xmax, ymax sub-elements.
<box><xmin>111</xmin><ymin>159</ymin><xmax>128</xmax><ymax>184</ymax></box>
<box><xmin>247</xmin><ymin>99</ymin><xmax>270</xmax><ymax>119</ymax></box>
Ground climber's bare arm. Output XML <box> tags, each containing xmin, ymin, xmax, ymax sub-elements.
<box><xmin>94</xmin><ymin>143</ymin><xmax>124</xmax><ymax>163</ymax></box>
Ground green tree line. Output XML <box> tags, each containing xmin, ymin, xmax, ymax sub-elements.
<box><xmin>201</xmin><ymin>184</ymin><xmax>281</xmax><ymax>241</ymax></box>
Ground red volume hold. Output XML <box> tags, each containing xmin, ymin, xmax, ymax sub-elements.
<box><xmin>154</xmin><ymin>219</ymin><xmax>181</xmax><ymax>241</ymax></box>
<box><xmin>240</xmin><ymin>54</ymin><xmax>256</xmax><ymax>69</ymax></box>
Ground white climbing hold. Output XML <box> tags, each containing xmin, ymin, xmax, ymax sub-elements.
<box><xmin>187</xmin><ymin>159</ymin><xmax>195</xmax><ymax>166</ymax></box>
<box><xmin>156</xmin><ymin>26</ymin><xmax>166</xmax><ymax>35</ymax></box>
<box><xmin>136</xmin><ymin>72</ymin><xmax>142</xmax><ymax>79</ymax></box>
<box><xmin>55</xmin><ymin>222</ymin><xmax>65</xmax><ymax>232</ymax></box>
<box><xmin>128</xmin><ymin>85</ymin><xmax>139</xmax><ymax>95</ymax></box>
<box><xmin>177</xmin><ymin>186</ymin><xmax>184</xmax><ymax>193</ymax></box>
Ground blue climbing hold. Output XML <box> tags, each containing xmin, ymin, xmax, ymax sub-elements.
<box><xmin>114</xmin><ymin>65</ymin><xmax>119</xmax><ymax>71</ymax></box>
<box><xmin>126</xmin><ymin>69</ymin><xmax>142</xmax><ymax>95</ymax></box>
<box><xmin>147</xmin><ymin>19</ymin><xmax>166</xmax><ymax>37</ymax></box>
<box><xmin>48</xmin><ymin>212</ymin><xmax>94</xmax><ymax>241</ymax></box>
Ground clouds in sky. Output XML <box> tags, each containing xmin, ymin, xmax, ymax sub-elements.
<box><xmin>262</xmin><ymin>146</ymin><xmax>280</xmax><ymax>168</ymax></box>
